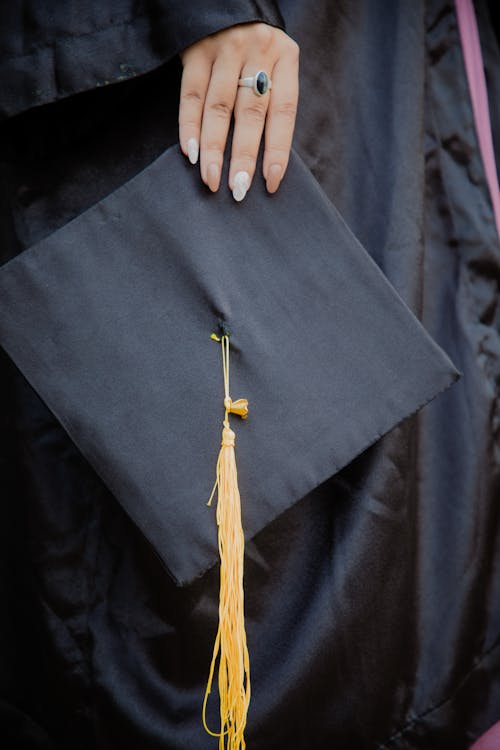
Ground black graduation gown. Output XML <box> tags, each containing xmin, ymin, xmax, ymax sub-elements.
<box><xmin>0</xmin><ymin>1</ymin><xmax>499</xmax><ymax>748</ymax></box>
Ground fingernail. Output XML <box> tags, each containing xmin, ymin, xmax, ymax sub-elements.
<box><xmin>207</xmin><ymin>163</ymin><xmax>220</xmax><ymax>192</ymax></box>
<box><xmin>266</xmin><ymin>164</ymin><xmax>282</xmax><ymax>193</ymax></box>
<box><xmin>232</xmin><ymin>171</ymin><xmax>251</xmax><ymax>202</ymax></box>
<box><xmin>187</xmin><ymin>137</ymin><xmax>199</xmax><ymax>165</ymax></box>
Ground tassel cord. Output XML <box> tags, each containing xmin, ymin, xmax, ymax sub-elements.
<box><xmin>202</xmin><ymin>334</ymin><xmax>251</xmax><ymax>750</ymax></box>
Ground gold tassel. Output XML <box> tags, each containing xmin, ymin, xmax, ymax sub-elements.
<box><xmin>202</xmin><ymin>333</ymin><xmax>250</xmax><ymax>750</ymax></box>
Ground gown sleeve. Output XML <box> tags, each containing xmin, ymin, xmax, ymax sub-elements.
<box><xmin>0</xmin><ymin>0</ymin><xmax>285</xmax><ymax>122</ymax></box>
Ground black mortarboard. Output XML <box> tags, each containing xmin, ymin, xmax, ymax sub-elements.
<box><xmin>0</xmin><ymin>144</ymin><xmax>459</xmax><ymax>588</ymax></box>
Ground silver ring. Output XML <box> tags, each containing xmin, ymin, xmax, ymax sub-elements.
<box><xmin>237</xmin><ymin>70</ymin><xmax>272</xmax><ymax>96</ymax></box>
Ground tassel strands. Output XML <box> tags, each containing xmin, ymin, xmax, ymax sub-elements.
<box><xmin>202</xmin><ymin>333</ymin><xmax>250</xmax><ymax>750</ymax></box>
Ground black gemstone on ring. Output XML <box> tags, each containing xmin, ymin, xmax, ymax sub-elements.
<box><xmin>255</xmin><ymin>71</ymin><xmax>269</xmax><ymax>95</ymax></box>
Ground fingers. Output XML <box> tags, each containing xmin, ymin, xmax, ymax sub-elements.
<box><xmin>263</xmin><ymin>49</ymin><xmax>299</xmax><ymax>193</ymax></box>
<box><xmin>229</xmin><ymin>66</ymin><xmax>271</xmax><ymax>201</ymax></box>
<box><xmin>178</xmin><ymin>50</ymin><xmax>211</xmax><ymax>166</ymax></box>
<box><xmin>199</xmin><ymin>57</ymin><xmax>241</xmax><ymax>192</ymax></box>
<box><xmin>179</xmin><ymin>24</ymin><xmax>299</xmax><ymax>200</ymax></box>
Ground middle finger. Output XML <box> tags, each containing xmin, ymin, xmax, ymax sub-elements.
<box><xmin>200</xmin><ymin>57</ymin><xmax>241</xmax><ymax>192</ymax></box>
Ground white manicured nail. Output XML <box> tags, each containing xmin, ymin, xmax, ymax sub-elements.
<box><xmin>187</xmin><ymin>138</ymin><xmax>199</xmax><ymax>165</ymax></box>
<box><xmin>232</xmin><ymin>171</ymin><xmax>251</xmax><ymax>202</ymax></box>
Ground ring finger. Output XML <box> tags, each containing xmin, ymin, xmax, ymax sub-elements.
<box><xmin>229</xmin><ymin>64</ymin><xmax>273</xmax><ymax>201</ymax></box>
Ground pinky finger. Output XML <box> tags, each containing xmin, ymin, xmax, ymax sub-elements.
<box><xmin>263</xmin><ymin>51</ymin><xmax>299</xmax><ymax>193</ymax></box>
<box><xmin>179</xmin><ymin>55</ymin><xmax>212</xmax><ymax>165</ymax></box>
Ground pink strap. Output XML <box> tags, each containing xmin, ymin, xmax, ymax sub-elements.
<box><xmin>455</xmin><ymin>0</ymin><xmax>500</xmax><ymax>239</ymax></box>
<box><xmin>456</xmin><ymin>5</ymin><xmax>500</xmax><ymax>743</ymax></box>
<box><xmin>470</xmin><ymin>720</ymin><xmax>500</xmax><ymax>750</ymax></box>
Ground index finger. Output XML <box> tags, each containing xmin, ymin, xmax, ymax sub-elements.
<box><xmin>263</xmin><ymin>51</ymin><xmax>299</xmax><ymax>193</ymax></box>
<box><xmin>178</xmin><ymin>52</ymin><xmax>211</xmax><ymax>166</ymax></box>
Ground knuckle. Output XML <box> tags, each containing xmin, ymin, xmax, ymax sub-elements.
<box><xmin>204</xmin><ymin>142</ymin><xmax>224</xmax><ymax>155</ymax></box>
<box><xmin>266</xmin><ymin>145</ymin><xmax>289</xmax><ymax>157</ymax></box>
<box><xmin>254</xmin><ymin>23</ymin><xmax>273</xmax><ymax>51</ymax></box>
<box><xmin>229</xmin><ymin>28</ymin><xmax>245</xmax><ymax>50</ymax></box>
<box><xmin>275</xmin><ymin>100</ymin><xmax>297</xmax><ymax>121</ymax></box>
<box><xmin>207</xmin><ymin>100</ymin><xmax>233</xmax><ymax>119</ymax></box>
<box><xmin>182</xmin><ymin>47</ymin><xmax>210</xmax><ymax>67</ymax></box>
<box><xmin>241</xmin><ymin>102</ymin><xmax>267</xmax><ymax>123</ymax></box>
<box><xmin>181</xmin><ymin>90</ymin><xmax>203</xmax><ymax>105</ymax></box>
<box><xmin>235</xmin><ymin>149</ymin><xmax>257</xmax><ymax>163</ymax></box>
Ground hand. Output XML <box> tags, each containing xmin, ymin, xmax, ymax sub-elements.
<box><xmin>179</xmin><ymin>22</ymin><xmax>299</xmax><ymax>201</ymax></box>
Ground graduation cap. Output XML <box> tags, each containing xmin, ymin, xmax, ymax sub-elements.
<box><xmin>0</xmin><ymin>144</ymin><xmax>459</xmax><ymax>747</ymax></box>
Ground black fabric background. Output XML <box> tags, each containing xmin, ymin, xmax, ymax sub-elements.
<box><xmin>0</xmin><ymin>0</ymin><xmax>499</xmax><ymax>748</ymax></box>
